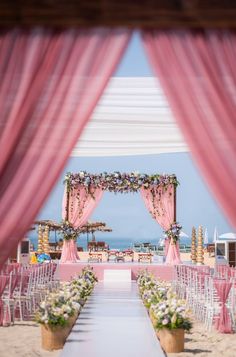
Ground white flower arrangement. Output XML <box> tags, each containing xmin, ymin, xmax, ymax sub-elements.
<box><xmin>35</xmin><ymin>266</ymin><xmax>97</xmax><ymax>328</ymax></box>
<box><xmin>152</xmin><ymin>299</ymin><xmax>192</xmax><ymax>331</ymax></box>
<box><xmin>137</xmin><ymin>271</ymin><xmax>192</xmax><ymax>332</ymax></box>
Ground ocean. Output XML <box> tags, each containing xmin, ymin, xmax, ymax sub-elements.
<box><xmin>29</xmin><ymin>235</ymin><xmax>191</xmax><ymax>251</ymax></box>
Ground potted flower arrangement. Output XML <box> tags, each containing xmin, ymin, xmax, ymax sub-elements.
<box><xmin>137</xmin><ymin>271</ymin><xmax>192</xmax><ymax>353</ymax></box>
<box><xmin>151</xmin><ymin>299</ymin><xmax>192</xmax><ymax>353</ymax></box>
<box><xmin>36</xmin><ymin>293</ymin><xmax>80</xmax><ymax>350</ymax></box>
<box><xmin>36</xmin><ymin>266</ymin><xmax>97</xmax><ymax>351</ymax></box>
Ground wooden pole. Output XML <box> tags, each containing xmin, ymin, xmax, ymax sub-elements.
<box><xmin>174</xmin><ymin>183</ymin><xmax>177</xmax><ymax>222</ymax></box>
<box><xmin>65</xmin><ymin>179</ymin><xmax>70</xmax><ymax>221</ymax></box>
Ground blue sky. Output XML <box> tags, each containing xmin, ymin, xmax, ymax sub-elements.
<box><xmin>30</xmin><ymin>32</ymin><xmax>233</xmax><ymax>246</ymax></box>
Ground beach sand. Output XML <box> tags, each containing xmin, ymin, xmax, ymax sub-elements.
<box><xmin>0</xmin><ymin>321</ymin><xmax>61</xmax><ymax>357</ymax></box>
<box><xmin>0</xmin><ymin>318</ymin><xmax>235</xmax><ymax>357</ymax></box>
<box><xmin>168</xmin><ymin>319</ymin><xmax>236</xmax><ymax>357</ymax></box>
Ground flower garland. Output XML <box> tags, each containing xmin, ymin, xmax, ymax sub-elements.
<box><xmin>64</xmin><ymin>171</ymin><xmax>178</xmax><ymax>194</ymax></box>
<box><xmin>164</xmin><ymin>222</ymin><xmax>182</xmax><ymax>244</ymax></box>
<box><xmin>60</xmin><ymin>220</ymin><xmax>80</xmax><ymax>240</ymax></box>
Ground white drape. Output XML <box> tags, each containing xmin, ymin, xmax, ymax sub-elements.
<box><xmin>72</xmin><ymin>77</ymin><xmax>188</xmax><ymax>157</ymax></box>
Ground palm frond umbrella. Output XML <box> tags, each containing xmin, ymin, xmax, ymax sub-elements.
<box><xmin>80</xmin><ymin>221</ymin><xmax>112</xmax><ymax>248</ymax></box>
<box><xmin>79</xmin><ymin>221</ymin><xmax>106</xmax><ymax>234</ymax></box>
<box><xmin>34</xmin><ymin>220</ymin><xmax>62</xmax><ymax>230</ymax></box>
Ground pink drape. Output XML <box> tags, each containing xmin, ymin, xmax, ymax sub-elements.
<box><xmin>61</xmin><ymin>185</ymin><xmax>103</xmax><ymax>263</ymax></box>
<box><xmin>62</xmin><ymin>186</ymin><xmax>103</xmax><ymax>228</ymax></box>
<box><xmin>214</xmin><ymin>279</ymin><xmax>232</xmax><ymax>333</ymax></box>
<box><xmin>60</xmin><ymin>239</ymin><xmax>79</xmax><ymax>264</ymax></box>
<box><xmin>142</xmin><ymin>30</ymin><xmax>236</xmax><ymax>229</ymax></box>
<box><xmin>165</xmin><ymin>242</ymin><xmax>181</xmax><ymax>265</ymax></box>
<box><xmin>0</xmin><ymin>28</ymin><xmax>130</xmax><ymax>268</ymax></box>
<box><xmin>140</xmin><ymin>185</ymin><xmax>175</xmax><ymax>231</ymax></box>
<box><xmin>140</xmin><ymin>184</ymin><xmax>181</xmax><ymax>264</ymax></box>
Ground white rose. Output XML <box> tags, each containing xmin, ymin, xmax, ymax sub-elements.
<box><xmin>40</xmin><ymin>301</ymin><xmax>46</xmax><ymax>309</ymax></box>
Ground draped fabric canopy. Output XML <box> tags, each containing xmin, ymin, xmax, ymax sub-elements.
<box><xmin>142</xmin><ymin>29</ymin><xmax>236</xmax><ymax>229</ymax></box>
<box><xmin>62</xmin><ymin>173</ymin><xmax>180</xmax><ymax>264</ymax></box>
<box><xmin>0</xmin><ymin>27</ymin><xmax>130</xmax><ymax>268</ymax></box>
<box><xmin>73</xmin><ymin>77</ymin><xmax>188</xmax><ymax>156</ymax></box>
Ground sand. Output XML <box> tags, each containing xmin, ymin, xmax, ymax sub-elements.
<box><xmin>0</xmin><ymin>318</ymin><xmax>235</xmax><ymax>357</ymax></box>
<box><xmin>0</xmin><ymin>321</ymin><xmax>61</xmax><ymax>357</ymax></box>
<box><xmin>168</xmin><ymin>320</ymin><xmax>236</xmax><ymax>357</ymax></box>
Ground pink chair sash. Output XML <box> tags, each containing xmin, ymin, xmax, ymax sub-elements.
<box><xmin>214</xmin><ymin>279</ymin><xmax>232</xmax><ymax>333</ymax></box>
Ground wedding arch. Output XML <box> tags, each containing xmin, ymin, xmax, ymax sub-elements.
<box><xmin>61</xmin><ymin>171</ymin><xmax>182</xmax><ymax>265</ymax></box>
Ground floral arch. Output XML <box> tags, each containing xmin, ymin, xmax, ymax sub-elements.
<box><xmin>61</xmin><ymin>171</ymin><xmax>182</xmax><ymax>265</ymax></box>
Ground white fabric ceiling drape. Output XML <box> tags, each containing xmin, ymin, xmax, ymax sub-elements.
<box><xmin>72</xmin><ymin>77</ymin><xmax>188</xmax><ymax>157</ymax></box>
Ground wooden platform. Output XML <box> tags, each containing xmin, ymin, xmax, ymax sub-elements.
<box><xmin>60</xmin><ymin>282</ymin><xmax>165</xmax><ymax>357</ymax></box>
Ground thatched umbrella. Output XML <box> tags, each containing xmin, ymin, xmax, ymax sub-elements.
<box><xmin>79</xmin><ymin>221</ymin><xmax>112</xmax><ymax>247</ymax></box>
<box><xmin>34</xmin><ymin>220</ymin><xmax>62</xmax><ymax>230</ymax></box>
<box><xmin>34</xmin><ymin>220</ymin><xmax>112</xmax><ymax>248</ymax></box>
<box><xmin>34</xmin><ymin>220</ymin><xmax>62</xmax><ymax>244</ymax></box>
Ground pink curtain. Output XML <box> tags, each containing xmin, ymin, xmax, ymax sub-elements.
<box><xmin>140</xmin><ymin>184</ymin><xmax>181</xmax><ymax>264</ymax></box>
<box><xmin>61</xmin><ymin>185</ymin><xmax>103</xmax><ymax>263</ymax></box>
<box><xmin>60</xmin><ymin>239</ymin><xmax>78</xmax><ymax>264</ymax></box>
<box><xmin>142</xmin><ymin>30</ymin><xmax>236</xmax><ymax>229</ymax></box>
<box><xmin>0</xmin><ymin>28</ymin><xmax>130</xmax><ymax>268</ymax></box>
<box><xmin>141</xmin><ymin>185</ymin><xmax>174</xmax><ymax>230</ymax></box>
<box><xmin>62</xmin><ymin>185</ymin><xmax>103</xmax><ymax>228</ymax></box>
<box><xmin>214</xmin><ymin>279</ymin><xmax>232</xmax><ymax>333</ymax></box>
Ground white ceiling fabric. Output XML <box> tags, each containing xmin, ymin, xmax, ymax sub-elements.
<box><xmin>72</xmin><ymin>77</ymin><xmax>189</xmax><ymax>157</ymax></box>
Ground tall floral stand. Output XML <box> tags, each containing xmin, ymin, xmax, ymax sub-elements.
<box><xmin>158</xmin><ymin>328</ymin><xmax>184</xmax><ymax>353</ymax></box>
<box><xmin>191</xmin><ymin>226</ymin><xmax>197</xmax><ymax>264</ymax></box>
<box><xmin>196</xmin><ymin>226</ymin><xmax>204</xmax><ymax>265</ymax></box>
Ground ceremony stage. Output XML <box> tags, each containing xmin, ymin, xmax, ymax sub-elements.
<box><xmin>58</xmin><ymin>262</ymin><xmax>175</xmax><ymax>281</ymax></box>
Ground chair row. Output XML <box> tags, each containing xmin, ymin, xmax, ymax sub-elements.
<box><xmin>174</xmin><ymin>265</ymin><xmax>236</xmax><ymax>333</ymax></box>
<box><xmin>0</xmin><ymin>262</ymin><xmax>59</xmax><ymax>326</ymax></box>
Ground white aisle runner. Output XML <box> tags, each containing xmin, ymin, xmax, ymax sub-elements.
<box><xmin>60</xmin><ymin>282</ymin><xmax>165</xmax><ymax>357</ymax></box>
